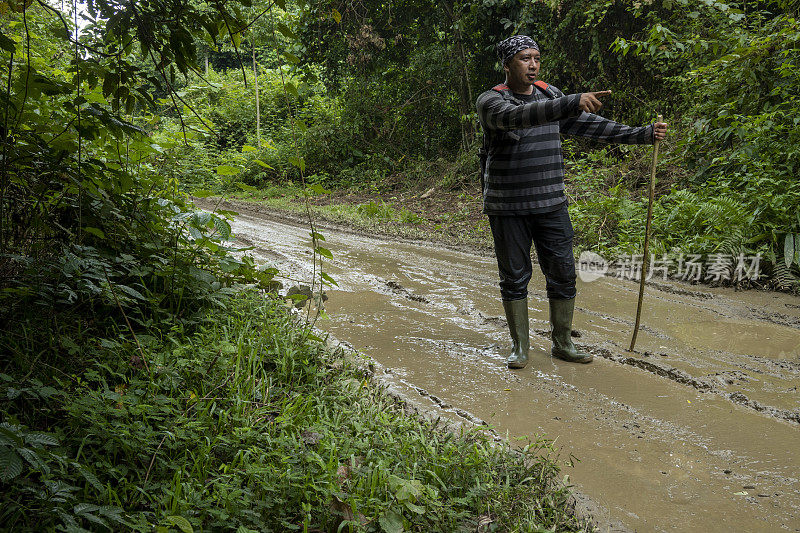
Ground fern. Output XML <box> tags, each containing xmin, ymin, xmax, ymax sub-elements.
<box><xmin>771</xmin><ymin>262</ymin><xmax>798</xmax><ymax>290</ymax></box>
<box><xmin>717</xmin><ymin>227</ymin><xmax>747</xmax><ymax>257</ymax></box>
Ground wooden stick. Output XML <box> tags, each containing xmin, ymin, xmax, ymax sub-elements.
<box><xmin>630</xmin><ymin>115</ymin><xmax>662</xmax><ymax>352</ymax></box>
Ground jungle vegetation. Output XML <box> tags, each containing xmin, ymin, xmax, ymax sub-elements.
<box><xmin>0</xmin><ymin>0</ymin><xmax>798</xmax><ymax>530</ymax></box>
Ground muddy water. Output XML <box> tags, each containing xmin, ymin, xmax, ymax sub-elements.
<box><xmin>223</xmin><ymin>205</ymin><xmax>800</xmax><ymax>532</ymax></box>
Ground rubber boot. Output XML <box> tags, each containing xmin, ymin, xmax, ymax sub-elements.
<box><xmin>503</xmin><ymin>298</ymin><xmax>530</xmax><ymax>369</ymax></box>
<box><xmin>549</xmin><ymin>298</ymin><xmax>593</xmax><ymax>364</ymax></box>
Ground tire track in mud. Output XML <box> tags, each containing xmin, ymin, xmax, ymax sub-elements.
<box><xmin>435</xmin><ymin>284</ymin><xmax>800</xmax><ymax>426</ymax></box>
<box><xmin>594</xmin><ymin>276</ymin><xmax>800</xmax><ymax>330</ymax></box>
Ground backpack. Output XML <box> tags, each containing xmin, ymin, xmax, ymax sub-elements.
<box><xmin>478</xmin><ymin>80</ymin><xmax>557</xmax><ymax>192</ymax></box>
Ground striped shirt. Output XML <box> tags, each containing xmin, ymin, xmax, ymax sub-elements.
<box><xmin>476</xmin><ymin>84</ymin><xmax>654</xmax><ymax>215</ymax></box>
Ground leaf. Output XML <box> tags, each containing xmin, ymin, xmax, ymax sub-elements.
<box><xmin>216</xmin><ymin>165</ymin><xmax>241</xmax><ymax>176</ymax></box>
<box><xmin>795</xmin><ymin>234</ymin><xmax>800</xmax><ymax>268</ymax></box>
<box><xmin>17</xmin><ymin>447</ymin><xmax>46</xmax><ymax>472</ymax></box>
<box><xmin>283</xmin><ymin>52</ymin><xmax>301</xmax><ymax>64</ymax></box>
<box><xmin>165</xmin><ymin>516</ymin><xmax>194</xmax><ymax>533</ymax></box>
<box><xmin>404</xmin><ymin>501</ymin><xmax>425</xmax><ymax>514</ymax></box>
<box><xmin>118</xmin><ymin>285</ymin><xmax>146</xmax><ymax>300</ymax></box>
<box><xmin>276</xmin><ymin>23</ymin><xmax>296</xmax><ymax>39</ymax></box>
<box><xmin>24</xmin><ymin>432</ymin><xmax>58</xmax><ymax>447</ymax></box>
<box><xmin>0</xmin><ymin>447</ymin><xmax>24</xmax><ymax>482</ymax></box>
<box><xmin>213</xmin><ymin>217</ymin><xmax>232</xmax><ymax>240</ymax></box>
<box><xmin>241</xmin><ymin>145</ymin><xmax>257</xmax><ymax>152</ymax></box>
<box><xmin>102</xmin><ymin>73</ymin><xmax>119</xmax><ymax>98</ymax></box>
<box><xmin>254</xmin><ymin>159</ymin><xmax>274</xmax><ymax>169</ymax></box>
<box><xmin>315</xmin><ymin>246</ymin><xmax>333</xmax><ymax>260</ymax></box>
<box><xmin>0</xmin><ymin>32</ymin><xmax>16</xmax><ymax>53</ymax></box>
<box><xmin>78</xmin><ymin>465</ymin><xmax>105</xmax><ymax>492</ymax></box>
<box><xmin>784</xmin><ymin>234</ymin><xmax>794</xmax><ymax>270</ymax></box>
<box><xmin>74</xmin><ymin>503</ymin><xmax>100</xmax><ymax>515</ymax></box>
<box><xmin>309</xmin><ymin>231</ymin><xmax>325</xmax><ymax>241</ymax></box>
<box><xmin>191</xmin><ymin>189</ymin><xmax>215</xmax><ymax>198</ymax></box>
<box><xmin>37</xmin><ymin>386</ymin><xmax>58</xmax><ymax>398</ymax></box>
<box><xmin>307</xmin><ymin>184</ymin><xmax>330</xmax><ymax>195</ymax></box>
<box><xmin>83</xmin><ymin>227</ymin><xmax>106</xmax><ymax>239</ymax></box>
<box><xmin>235</xmin><ymin>182</ymin><xmax>257</xmax><ymax>192</ymax></box>
<box><xmin>285</xmin><ymin>82</ymin><xmax>299</xmax><ymax>97</ymax></box>
<box><xmin>288</xmin><ymin>156</ymin><xmax>305</xmax><ymax>172</ymax></box>
<box><xmin>0</xmin><ymin>426</ymin><xmax>23</xmax><ymax>447</ymax></box>
<box><xmin>378</xmin><ymin>510</ymin><xmax>404</xmax><ymax>533</ymax></box>
<box><xmin>320</xmin><ymin>272</ymin><xmax>338</xmax><ymax>287</ymax></box>
<box><xmin>395</xmin><ymin>479</ymin><xmax>423</xmax><ymax>501</ymax></box>
<box><xmin>332</xmin><ymin>9</ymin><xmax>342</xmax><ymax>23</ymax></box>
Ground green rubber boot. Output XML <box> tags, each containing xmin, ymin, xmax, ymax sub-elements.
<box><xmin>550</xmin><ymin>298</ymin><xmax>593</xmax><ymax>364</ymax></box>
<box><xmin>503</xmin><ymin>298</ymin><xmax>530</xmax><ymax>369</ymax></box>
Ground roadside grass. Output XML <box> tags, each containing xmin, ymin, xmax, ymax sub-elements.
<box><xmin>1</xmin><ymin>291</ymin><xmax>593</xmax><ymax>532</ymax></box>
<box><xmin>226</xmin><ymin>188</ymin><xmax>495</xmax><ymax>251</ymax></box>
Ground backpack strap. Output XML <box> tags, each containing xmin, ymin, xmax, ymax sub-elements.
<box><xmin>492</xmin><ymin>81</ymin><xmax>556</xmax><ymax>99</ymax></box>
<box><xmin>491</xmin><ymin>83</ymin><xmax>513</xmax><ymax>101</ymax></box>
<box><xmin>533</xmin><ymin>80</ymin><xmax>557</xmax><ymax>99</ymax></box>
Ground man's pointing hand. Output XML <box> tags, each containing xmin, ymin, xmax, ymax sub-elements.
<box><xmin>579</xmin><ymin>91</ymin><xmax>612</xmax><ymax>114</ymax></box>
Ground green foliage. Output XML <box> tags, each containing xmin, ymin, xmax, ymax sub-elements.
<box><xmin>356</xmin><ymin>200</ymin><xmax>397</xmax><ymax>220</ymax></box>
<box><xmin>0</xmin><ymin>293</ymin><xmax>591</xmax><ymax>532</ymax></box>
<box><xmin>679</xmin><ymin>15</ymin><xmax>800</xmax><ymax>236</ymax></box>
<box><xmin>323</xmin><ymin>200</ymin><xmax>424</xmax><ymax>225</ymax></box>
<box><xmin>0</xmin><ymin>3</ymin><xmax>278</xmax><ymax>333</ymax></box>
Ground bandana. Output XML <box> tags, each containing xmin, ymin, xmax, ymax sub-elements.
<box><xmin>496</xmin><ymin>35</ymin><xmax>539</xmax><ymax>65</ymax></box>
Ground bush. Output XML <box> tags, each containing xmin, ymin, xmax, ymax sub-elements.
<box><xmin>1</xmin><ymin>293</ymin><xmax>591</xmax><ymax>532</ymax></box>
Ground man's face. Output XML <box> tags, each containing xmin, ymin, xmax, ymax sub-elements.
<box><xmin>504</xmin><ymin>48</ymin><xmax>541</xmax><ymax>90</ymax></box>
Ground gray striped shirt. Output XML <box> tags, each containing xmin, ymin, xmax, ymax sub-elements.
<box><xmin>476</xmin><ymin>84</ymin><xmax>654</xmax><ymax>214</ymax></box>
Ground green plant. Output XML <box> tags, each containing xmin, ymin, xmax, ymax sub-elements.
<box><xmin>356</xmin><ymin>200</ymin><xmax>397</xmax><ymax>220</ymax></box>
<box><xmin>0</xmin><ymin>293</ymin><xmax>592</xmax><ymax>532</ymax></box>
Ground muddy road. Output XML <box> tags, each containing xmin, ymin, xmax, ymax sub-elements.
<box><xmin>213</xmin><ymin>200</ymin><xmax>800</xmax><ymax>532</ymax></box>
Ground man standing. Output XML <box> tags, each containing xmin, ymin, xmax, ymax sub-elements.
<box><xmin>476</xmin><ymin>35</ymin><xmax>667</xmax><ymax>369</ymax></box>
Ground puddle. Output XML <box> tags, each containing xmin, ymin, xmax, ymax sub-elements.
<box><xmin>214</xmin><ymin>202</ymin><xmax>800</xmax><ymax>532</ymax></box>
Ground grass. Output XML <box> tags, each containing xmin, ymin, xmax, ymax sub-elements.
<box><xmin>225</xmin><ymin>187</ymin><xmax>495</xmax><ymax>253</ymax></box>
<box><xmin>0</xmin><ymin>291</ymin><xmax>593</xmax><ymax>532</ymax></box>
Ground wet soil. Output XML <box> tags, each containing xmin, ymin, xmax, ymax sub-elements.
<box><xmin>200</xmin><ymin>198</ymin><xmax>800</xmax><ymax>532</ymax></box>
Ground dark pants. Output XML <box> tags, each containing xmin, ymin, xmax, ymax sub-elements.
<box><xmin>489</xmin><ymin>203</ymin><xmax>576</xmax><ymax>301</ymax></box>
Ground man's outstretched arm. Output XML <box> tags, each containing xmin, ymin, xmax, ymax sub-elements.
<box><xmin>476</xmin><ymin>90</ymin><xmax>582</xmax><ymax>131</ymax></box>
<box><xmin>478</xmin><ymin>88</ymin><xmax>624</xmax><ymax>132</ymax></box>
<box><xmin>559</xmin><ymin>111</ymin><xmax>658</xmax><ymax>144</ymax></box>
<box><xmin>556</xmin><ymin>87</ymin><xmax>667</xmax><ymax>144</ymax></box>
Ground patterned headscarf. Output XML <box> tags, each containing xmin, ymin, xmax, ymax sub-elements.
<box><xmin>497</xmin><ymin>35</ymin><xmax>539</xmax><ymax>65</ymax></box>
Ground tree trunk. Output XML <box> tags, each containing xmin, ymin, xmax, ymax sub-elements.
<box><xmin>441</xmin><ymin>0</ymin><xmax>474</xmax><ymax>148</ymax></box>
<box><xmin>253</xmin><ymin>46</ymin><xmax>261</xmax><ymax>147</ymax></box>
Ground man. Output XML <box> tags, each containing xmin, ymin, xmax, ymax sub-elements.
<box><xmin>476</xmin><ymin>35</ymin><xmax>667</xmax><ymax>369</ymax></box>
